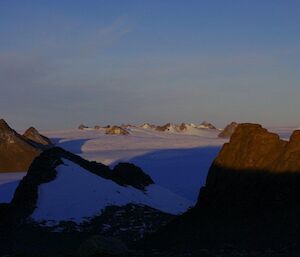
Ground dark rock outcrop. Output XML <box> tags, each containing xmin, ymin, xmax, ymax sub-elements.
<box><xmin>77</xmin><ymin>235</ymin><xmax>128</xmax><ymax>257</ymax></box>
<box><xmin>148</xmin><ymin>124</ymin><xmax>300</xmax><ymax>251</ymax></box>
<box><xmin>155</xmin><ymin>123</ymin><xmax>173</xmax><ymax>132</ymax></box>
<box><xmin>113</xmin><ymin>163</ymin><xmax>154</xmax><ymax>190</ymax></box>
<box><xmin>23</xmin><ymin>127</ymin><xmax>52</xmax><ymax>147</ymax></box>
<box><xmin>0</xmin><ymin>119</ymin><xmax>41</xmax><ymax>172</ymax></box>
<box><xmin>200</xmin><ymin>121</ymin><xmax>216</xmax><ymax>129</ymax></box>
<box><xmin>218</xmin><ymin>121</ymin><xmax>238</xmax><ymax>138</ymax></box>
<box><xmin>178</xmin><ymin>123</ymin><xmax>188</xmax><ymax>131</ymax></box>
<box><xmin>105</xmin><ymin>126</ymin><xmax>129</xmax><ymax>135</ymax></box>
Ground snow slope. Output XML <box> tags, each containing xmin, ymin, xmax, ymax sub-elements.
<box><xmin>31</xmin><ymin>159</ymin><xmax>192</xmax><ymax>224</ymax></box>
<box><xmin>42</xmin><ymin>127</ymin><xmax>225</xmax><ymax>202</ymax></box>
<box><xmin>0</xmin><ymin>126</ymin><xmax>295</xmax><ymax>204</ymax></box>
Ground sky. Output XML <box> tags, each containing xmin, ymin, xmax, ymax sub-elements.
<box><xmin>0</xmin><ymin>0</ymin><xmax>300</xmax><ymax>130</ymax></box>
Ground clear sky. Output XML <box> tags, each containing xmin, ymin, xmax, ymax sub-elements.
<box><xmin>1</xmin><ymin>0</ymin><xmax>300</xmax><ymax>130</ymax></box>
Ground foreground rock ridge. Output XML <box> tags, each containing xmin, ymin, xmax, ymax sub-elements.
<box><xmin>211</xmin><ymin>123</ymin><xmax>300</xmax><ymax>173</ymax></box>
<box><xmin>148</xmin><ymin>123</ymin><xmax>300</xmax><ymax>251</ymax></box>
<box><xmin>0</xmin><ymin>119</ymin><xmax>41</xmax><ymax>172</ymax></box>
<box><xmin>7</xmin><ymin>147</ymin><xmax>154</xmax><ymax>221</ymax></box>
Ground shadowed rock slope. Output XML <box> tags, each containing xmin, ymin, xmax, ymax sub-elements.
<box><xmin>6</xmin><ymin>147</ymin><xmax>154</xmax><ymax>222</ymax></box>
<box><xmin>148</xmin><ymin>123</ymin><xmax>300</xmax><ymax>251</ymax></box>
<box><xmin>0</xmin><ymin>119</ymin><xmax>41</xmax><ymax>172</ymax></box>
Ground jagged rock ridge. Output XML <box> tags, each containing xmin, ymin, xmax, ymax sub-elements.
<box><xmin>23</xmin><ymin>126</ymin><xmax>52</xmax><ymax>147</ymax></box>
<box><xmin>218</xmin><ymin>121</ymin><xmax>238</xmax><ymax>138</ymax></box>
<box><xmin>0</xmin><ymin>119</ymin><xmax>41</xmax><ymax>172</ymax></box>
<box><xmin>149</xmin><ymin>123</ymin><xmax>300</xmax><ymax>251</ymax></box>
<box><xmin>105</xmin><ymin>125</ymin><xmax>129</xmax><ymax>135</ymax></box>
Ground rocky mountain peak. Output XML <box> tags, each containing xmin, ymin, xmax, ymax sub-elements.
<box><xmin>218</xmin><ymin>121</ymin><xmax>238</xmax><ymax>138</ymax></box>
<box><xmin>0</xmin><ymin>119</ymin><xmax>11</xmax><ymax>131</ymax></box>
<box><xmin>23</xmin><ymin>126</ymin><xmax>52</xmax><ymax>146</ymax></box>
<box><xmin>0</xmin><ymin>119</ymin><xmax>41</xmax><ymax>172</ymax></box>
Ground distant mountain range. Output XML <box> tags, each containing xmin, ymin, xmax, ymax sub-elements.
<box><xmin>78</xmin><ymin>121</ymin><xmax>220</xmax><ymax>136</ymax></box>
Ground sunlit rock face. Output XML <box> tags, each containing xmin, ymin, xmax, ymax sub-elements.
<box><xmin>199</xmin><ymin>121</ymin><xmax>216</xmax><ymax>129</ymax></box>
<box><xmin>218</xmin><ymin>121</ymin><xmax>238</xmax><ymax>138</ymax></box>
<box><xmin>212</xmin><ymin>123</ymin><xmax>300</xmax><ymax>174</ymax></box>
<box><xmin>150</xmin><ymin>124</ymin><xmax>300</xmax><ymax>251</ymax></box>
<box><xmin>0</xmin><ymin>119</ymin><xmax>41</xmax><ymax>172</ymax></box>
<box><xmin>23</xmin><ymin>127</ymin><xmax>52</xmax><ymax>147</ymax></box>
<box><xmin>105</xmin><ymin>125</ymin><xmax>129</xmax><ymax>135</ymax></box>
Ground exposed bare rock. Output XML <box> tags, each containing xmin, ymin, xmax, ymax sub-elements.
<box><xmin>140</xmin><ymin>123</ymin><xmax>156</xmax><ymax>129</ymax></box>
<box><xmin>155</xmin><ymin>123</ymin><xmax>177</xmax><ymax>132</ymax></box>
<box><xmin>0</xmin><ymin>119</ymin><xmax>41</xmax><ymax>172</ymax></box>
<box><xmin>94</xmin><ymin>125</ymin><xmax>101</xmax><ymax>130</ymax></box>
<box><xmin>218</xmin><ymin>121</ymin><xmax>238</xmax><ymax>138</ymax></box>
<box><xmin>9</xmin><ymin>147</ymin><xmax>153</xmax><ymax>221</ymax></box>
<box><xmin>23</xmin><ymin>127</ymin><xmax>52</xmax><ymax>147</ymax></box>
<box><xmin>212</xmin><ymin>124</ymin><xmax>288</xmax><ymax>172</ymax></box>
<box><xmin>150</xmin><ymin>123</ymin><xmax>300</xmax><ymax>251</ymax></box>
<box><xmin>178</xmin><ymin>123</ymin><xmax>188</xmax><ymax>131</ymax></box>
<box><xmin>105</xmin><ymin>126</ymin><xmax>129</xmax><ymax>135</ymax></box>
<box><xmin>199</xmin><ymin>121</ymin><xmax>216</xmax><ymax>129</ymax></box>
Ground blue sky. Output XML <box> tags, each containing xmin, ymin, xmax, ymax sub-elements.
<box><xmin>0</xmin><ymin>0</ymin><xmax>300</xmax><ymax>129</ymax></box>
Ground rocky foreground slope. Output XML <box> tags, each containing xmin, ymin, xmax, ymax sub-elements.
<box><xmin>148</xmin><ymin>123</ymin><xmax>300</xmax><ymax>252</ymax></box>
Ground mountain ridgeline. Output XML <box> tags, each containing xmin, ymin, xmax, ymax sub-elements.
<box><xmin>2</xmin><ymin>147</ymin><xmax>155</xmax><ymax>223</ymax></box>
<box><xmin>148</xmin><ymin>124</ymin><xmax>300</xmax><ymax>251</ymax></box>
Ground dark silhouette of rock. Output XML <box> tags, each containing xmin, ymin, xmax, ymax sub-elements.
<box><xmin>218</xmin><ymin>121</ymin><xmax>238</xmax><ymax>138</ymax></box>
<box><xmin>113</xmin><ymin>162</ymin><xmax>154</xmax><ymax>190</ymax></box>
<box><xmin>77</xmin><ymin>235</ymin><xmax>128</xmax><ymax>257</ymax></box>
<box><xmin>148</xmin><ymin>123</ymin><xmax>300</xmax><ymax>252</ymax></box>
<box><xmin>105</xmin><ymin>126</ymin><xmax>129</xmax><ymax>135</ymax></box>
<box><xmin>23</xmin><ymin>127</ymin><xmax>52</xmax><ymax>147</ymax></box>
<box><xmin>0</xmin><ymin>119</ymin><xmax>41</xmax><ymax>172</ymax></box>
<box><xmin>9</xmin><ymin>147</ymin><xmax>154</xmax><ymax>222</ymax></box>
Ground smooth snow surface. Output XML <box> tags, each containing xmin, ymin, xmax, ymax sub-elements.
<box><xmin>44</xmin><ymin>127</ymin><xmax>226</xmax><ymax>202</ymax></box>
<box><xmin>31</xmin><ymin>159</ymin><xmax>192</xmax><ymax>223</ymax></box>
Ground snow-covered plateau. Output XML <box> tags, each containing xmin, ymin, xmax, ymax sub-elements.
<box><xmin>0</xmin><ymin>125</ymin><xmax>294</xmax><ymax>224</ymax></box>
